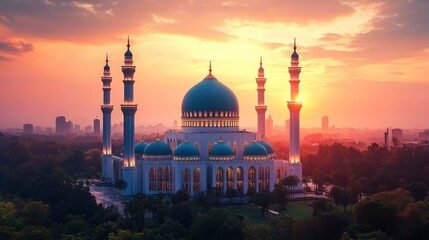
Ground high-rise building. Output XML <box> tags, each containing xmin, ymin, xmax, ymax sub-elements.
<box><xmin>94</xmin><ymin>118</ymin><xmax>101</xmax><ymax>136</ymax></box>
<box><xmin>322</xmin><ymin>115</ymin><xmax>328</xmax><ymax>131</ymax></box>
<box><xmin>85</xmin><ymin>125</ymin><xmax>92</xmax><ymax>133</ymax></box>
<box><xmin>56</xmin><ymin>116</ymin><xmax>67</xmax><ymax>135</ymax></box>
<box><xmin>23</xmin><ymin>123</ymin><xmax>33</xmax><ymax>134</ymax></box>
<box><xmin>74</xmin><ymin>124</ymin><xmax>80</xmax><ymax>134</ymax></box>
<box><xmin>266</xmin><ymin>115</ymin><xmax>273</xmax><ymax>137</ymax></box>
<box><xmin>66</xmin><ymin>121</ymin><xmax>73</xmax><ymax>134</ymax></box>
<box><xmin>255</xmin><ymin>57</ymin><xmax>267</xmax><ymax>140</ymax></box>
<box><xmin>392</xmin><ymin>128</ymin><xmax>403</xmax><ymax>141</ymax></box>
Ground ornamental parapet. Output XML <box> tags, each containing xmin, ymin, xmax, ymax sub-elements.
<box><xmin>209</xmin><ymin>155</ymin><xmax>235</xmax><ymax>161</ymax></box>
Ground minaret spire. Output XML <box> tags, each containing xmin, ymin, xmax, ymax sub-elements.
<box><xmin>206</xmin><ymin>60</ymin><xmax>214</xmax><ymax>78</ymax></box>
<box><xmin>255</xmin><ymin>57</ymin><xmax>267</xmax><ymax>139</ymax></box>
<box><xmin>127</xmin><ymin>36</ymin><xmax>130</xmax><ymax>49</ymax></box>
<box><xmin>288</xmin><ymin>38</ymin><xmax>302</xmax><ymax>163</ymax></box>
<box><xmin>101</xmin><ymin>54</ymin><xmax>113</xmax><ymax>156</ymax></box>
<box><xmin>121</xmin><ymin>37</ymin><xmax>137</xmax><ymax>167</ymax></box>
<box><xmin>294</xmin><ymin>38</ymin><xmax>296</xmax><ymax>51</ymax></box>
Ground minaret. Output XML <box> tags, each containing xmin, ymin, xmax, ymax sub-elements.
<box><xmin>255</xmin><ymin>57</ymin><xmax>267</xmax><ymax>140</ymax></box>
<box><xmin>101</xmin><ymin>54</ymin><xmax>113</xmax><ymax>155</ymax></box>
<box><xmin>121</xmin><ymin>37</ymin><xmax>137</xmax><ymax>167</ymax></box>
<box><xmin>287</xmin><ymin>38</ymin><xmax>302</xmax><ymax>163</ymax></box>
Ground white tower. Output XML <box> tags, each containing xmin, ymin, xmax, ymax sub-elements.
<box><xmin>255</xmin><ymin>57</ymin><xmax>267</xmax><ymax>140</ymax></box>
<box><xmin>101</xmin><ymin>55</ymin><xmax>114</xmax><ymax>180</ymax></box>
<box><xmin>121</xmin><ymin>37</ymin><xmax>137</xmax><ymax>195</ymax></box>
<box><xmin>287</xmin><ymin>39</ymin><xmax>303</xmax><ymax>188</ymax></box>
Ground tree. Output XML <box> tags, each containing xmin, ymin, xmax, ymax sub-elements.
<box><xmin>329</xmin><ymin>186</ymin><xmax>357</xmax><ymax>212</ymax></box>
<box><xmin>407</xmin><ymin>182</ymin><xmax>428</xmax><ymax>201</ymax></box>
<box><xmin>169</xmin><ymin>202</ymin><xmax>196</xmax><ymax>230</ymax></box>
<box><xmin>19</xmin><ymin>201</ymin><xmax>51</xmax><ymax>227</ymax></box>
<box><xmin>171</xmin><ymin>189</ymin><xmax>189</xmax><ymax>205</ymax></box>
<box><xmin>225</xmin><ymin>188</ymin><xmax>237</xmax><ymax>202</ymax></box>
<box><xmin>114</xmin><ymin>179</ymin><xmax>127</xmax><ymax>192</ymax></box>
<box><xmin>251</xmin><ymin>190</ymin><xmax>271</xmax><ymax>216</ymax></box>
<box><xmin>189</xmin><ymin>208</ymin><xmax>246</xmax><ymax>240</ymax></box>
<box><xmin>273</xmin><ymin>184</ymin><xmax>287</xmax><ymax>210</ymax></box>
<box><xmin>124</xmin><ymin>195</ymin><xmax>150</xmax><ymax>231</ymax></box>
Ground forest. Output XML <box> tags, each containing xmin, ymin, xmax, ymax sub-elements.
<box><xmin>0</xmin><ymin>134</ymin><xmax>428</xmax><ymax>239</ymax></box>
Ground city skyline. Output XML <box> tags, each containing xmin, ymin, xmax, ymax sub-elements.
<box><xmin>1</xmin><ymin>0</ymin><xmax>429</xmax><ymax>129</ymax></box>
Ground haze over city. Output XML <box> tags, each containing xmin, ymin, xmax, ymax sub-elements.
<box><xmin>0</xmin><ymin>0</ymin><xmax>428</xmax><ymax>129</ymax></box>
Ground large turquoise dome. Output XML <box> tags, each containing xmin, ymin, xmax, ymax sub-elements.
<box><xmin>259</xmin><ymin>141</ymin><xmax>275</xmax><ymax>155</ymax></box>
<box><xmin>174</xmin><ymin>141</ymin><xmax>200</xmax><ymax>157</ymax></box>
<box><xmin>210</xmin><ymin>141</ymin><xmax>234</xmax><ymax>156</ymax></box>
<box><xmin>144</xmin><ymin>139</ymin><xmax>172</xmax><ymax>156</ymax></box>
<box><xmin>181</xmin><ymin>75</ymin><xmax>239</xmax><ymax>114</ymax></box>
<box><xmin>244</xmin><ymin>142</ymin><xmax>268</xmax><ymax>156</ymax></box>
<box><xmin>135</xmin><ymin>141</ymin><xmax>148</xmax><ymax>155</ymax></box>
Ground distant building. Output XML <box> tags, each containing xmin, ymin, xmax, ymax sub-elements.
<box><xmin>23</xmin><ymin>123</ymin><xmax>33</xmax><ymax>134</ymax></box>
<box><xmin>322</xmin><ymin>115</ymin><xmax>328</xmax><ymax>131</ymax></box>
<box><xmin>66</xmin><ymin>121</ymin><xmax>73</xmax><ymax>134</ymax></box>
<box><xmin>94</xmin><ymin>118</ymin><xmax>101</xmax><ymax>136</ymax></box>
<box><xmin>56</xmin><ymin>116</ymin><xmax>67</xmax><ymax>135</ymax></box>
<box><xmin>85</xmin><ymin>125</ymin><xmax>92</xmax><ymax>133</ymax></box>
<box><xmin>74</xmin><ymin>124</ymin><xmax>80</xmax><ymax>134</ymax></box>
<box><xmin>392</xmin><ymin>128</ymin><xmax>403</xmax><ymax>141</ymax></box>
<box><xmin>418</xmin><ymin>130</ymin><xmax>429</xmax><ymax>142</ymax></box>
<box><xmin>173</xmin><ymin>119</ymin><xmax>178</xmax><ymax>129</ymax></box>
<box><xmin>266</xmin><ymin>115</ymin><xmax>273</xmax><ymax>137</ymax></box>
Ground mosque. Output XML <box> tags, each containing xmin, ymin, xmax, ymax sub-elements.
<box><xmin>101</xmin><ymin>38</ymin><xmax>303</xmax><ymax>196</ymax></box>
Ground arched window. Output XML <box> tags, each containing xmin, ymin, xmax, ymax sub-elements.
<box><xmin>237</xmin><ymin>167</ymin><xmax>243</xmax><ymax>194</ymax></box>
<box><xmin>248</xmin><ymin>167</ymin><xmax>256</xmax><ymax>191</ymax></box>
<box><xmin>227</xmin><ymin>167</ymin><xmax>234</xmax><ymax>190</ymax></box>
<box><xmin>166</xmin><ymin>166</ymin><xmax>171</xmax><ymax>191</ymax></box>
<box><xmin>183</xmin><ymin>168</ymin><xmax>190</xmax><ymax>193</ymax></box>
<box><xmin>149</xmin><ymin>167</ymin><xmax>156</xmax><ymax>191</ymax></box>
<box><xmin>157</xmin><ymin>167</ymin><xmax>163</xmax><ymax>191</ymax></box>
<box><xmin>216</xmin><ymin>167</ymin><xmax>223</xmax><ymax>192</ymax></box>
<box><xmin>258</xmin><ymin>166</ymin><xmax>264</xmax><ymax>191</ymax></box>
<box><xmin>265</xmin><ymin>167</ymin><xmax>270</xmax><ymax>190</ymax></box>
<box><xmin>277</xmin><ymin>168</ymin><xmax>281</xmax><ymax>184</ymax></box>
<box><xmin>193</xmin><ymin>168</ymin><xmax>201</xmax><ymax>193</ymax></box>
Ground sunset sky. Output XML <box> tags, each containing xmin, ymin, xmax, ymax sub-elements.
<box><xmin>1</xmin><ymin>0</ymin><xmax>428</xmax><ymax>130</ymax></box>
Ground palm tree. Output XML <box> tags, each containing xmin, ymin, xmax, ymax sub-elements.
<box><xmin>301</xmin><ymin>176</ymin><xmax>310</xmax><ymax>203</ymax></box>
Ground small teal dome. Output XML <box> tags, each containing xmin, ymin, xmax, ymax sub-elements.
<box><xmin>135</xmin><ymin>141</ymin><xmax>148</xmax><ymax>155</ymax></box>
<box><xmin>104</xmin><ymin>63</ymin><xmax>110</xmax><ymax>71</ymax></box>
<box><xmin>182</xmin><ymin>75</ymin><xmax>239</xmax><ymax>115</ymax></box>
<box><xmin>244</xmin><ymin>141</ymin><xmax>268</xmax><ymax>156</ymax></box>
<box><xmin>144</xmin><ymin>139</ymin><xmax>172</xmax><ymax>156</ymax></box>
<box><xmin>259</xmin><ymin>141</ymin><xmax>275</xmax><ymax>154</ymax></box>
<box><xmin>210</xmin><ymin>140</ymin><xmax>234</xmax><ymax>156</ymax></box>
<box><xmin>174</xmin><ymin>141</ymin><xmax>200</xmax><ymax>157</ymax></box>
<box><xmin>291</xmin><ymin>51</ymin><xmax>299</xmax><ymax>59</ymax></box>
<box><xmin>125</xmin><ymin>49</ymin><xmax>133</xmax><ymax>57</ymax></box>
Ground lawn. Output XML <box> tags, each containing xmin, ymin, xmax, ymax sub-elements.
<box><xmin>275</xmin><ymin>199</ymin><xmax>315</xmax><ymax>219</ymax></box>
<box><xmin>221</xmin><ymin>199</ymin><xmax>314</xmax><ymax>224</ymax></box>
<box><xmin>222</xmin><ymin>204</ymin><xmax>272</xmax><ymax>224</ymax></box>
